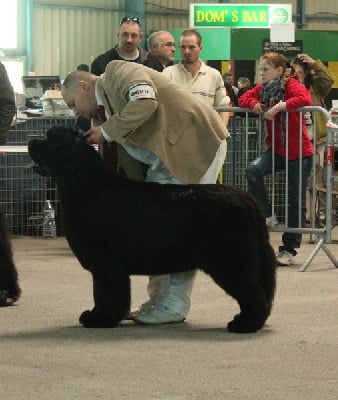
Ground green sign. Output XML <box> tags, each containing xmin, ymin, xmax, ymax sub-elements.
<box><xmin>190</xmin><ymin>3</ymin><xmax>292</xmax><ymax>28</ymax></box>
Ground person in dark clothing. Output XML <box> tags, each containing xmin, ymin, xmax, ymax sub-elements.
<box><xmin>0</xmin><ymin>62</ymin><xmax>16</xmax><ymax>147</ymax></box>
<box><xmin>236</xmin><ymin>77</ymin><xmax>257</xmax><ymax>118</ymax></box>
<box><xmin>90</xmin><ymin>17</ymin><xmax>148</xmax><ymax>171</ymax></box>
<box><xmin>222</xmin><ymin>72</ymin><xmax>238</xmax><ymax>107</ymax></box>
<box><xmin>76</xmin><ymin>64</ymin><xmax>90</xmax><ymax>72</ymax></box>
<box><xmin>143</xmin><ymin>30</ymin><xmax>175</xmax><ymax>72</ymax></box>
<box><xmin>237</xmin><ymin>77</ymin><xmax>251</xmax><ymax>99</ymax></box>
<box><xmin>0</xmin><ymin>63</ymin><xmax>21</xmax><ymax>306</ymax></box>
<box><xmin>90</xmin><ymin>17</ymin><xmax>148</xmax><ymax>76</ymax></box>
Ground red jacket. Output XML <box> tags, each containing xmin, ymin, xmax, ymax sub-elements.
<box><xmin>239</xmin><ymin>77</ymin><xmax>314</xmax><ymax>160</ymax></box>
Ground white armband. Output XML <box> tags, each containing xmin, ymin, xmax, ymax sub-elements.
<box><xmin>127</xmin><ymin>83</ymin><xmax>156</xmax><ymax>102</ymax></box>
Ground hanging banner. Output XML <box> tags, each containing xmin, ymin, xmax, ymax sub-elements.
<box><xmin>190</xmin><ymin>4</ymin><xmax>292</xmax><ymax>28</ymax></box>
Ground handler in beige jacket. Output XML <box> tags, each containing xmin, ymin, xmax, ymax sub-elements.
<box><xmin>62</xmin><ymin>60</ymin><xmax>229</xmax><ymax>324</ymax></box>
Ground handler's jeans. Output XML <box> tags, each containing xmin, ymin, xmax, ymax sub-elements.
<box><xmin>144</xmin><ymin>139</ymin><xmax>228</xmax><ymax>317</ymax></box>
<box><xmin>246</xmin><ymin>149</ymin><xmax>313</xmax><ymax>255</ymax></box>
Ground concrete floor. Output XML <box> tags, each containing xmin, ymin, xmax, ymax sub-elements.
<box><xmin>1</xmin><ymin>230</ymin><xmax>338</xmax><ymax>400</ymax></box>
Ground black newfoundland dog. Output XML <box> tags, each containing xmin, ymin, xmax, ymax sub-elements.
<box><xmin>28</xmin><ymin>127</ymin><xmax>276</xmax><ymax>333</ymax></box>
<box><xmin>0</xmin><ymin>211</ymin><xmax>21</xmax><ymax>306</ymax></box>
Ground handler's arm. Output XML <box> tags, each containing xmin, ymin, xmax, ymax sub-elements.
<box><xmin>101</xmin><ymin>63</ymin><xmax>159</xmax><ymax>142</ymax></box>
<box><xmin>102</xmin><ymin>95</ymin><xmax>158</xmax><ymax>142</ymax></box>
<box><xmin>86</xmin><ymin>96</ymin><xmax>158</xmax><ymax>145</ymax></box>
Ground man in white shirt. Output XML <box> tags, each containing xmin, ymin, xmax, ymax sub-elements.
<box><xmin>163</xmin><ymin>29</ymin><xmax>230</xmax><ymax>126</ymax></box>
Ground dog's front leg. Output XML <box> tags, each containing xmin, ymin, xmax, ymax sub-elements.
<box><xmin>79</xmin><ymin>271</ymin><xmax>131</xmax><ymax>328</ymax></box>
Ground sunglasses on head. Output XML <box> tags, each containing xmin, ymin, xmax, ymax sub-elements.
<box><xmin>120</xmin><ymin>17</ymin><xmax>140</xmax><ymax>25</ymax></box>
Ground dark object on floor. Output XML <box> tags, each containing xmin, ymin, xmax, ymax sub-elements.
<box><xmin>28</xmin><ymin>126</ymin><xmax>276</xmax><ymax>333</ymax></box>
<box><xmin>0</xmin><ymin>211</ymin><xmax>21</xmax><ymax>306</ymax></box>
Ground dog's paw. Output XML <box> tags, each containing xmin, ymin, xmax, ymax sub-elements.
<box><xmin>79</xmin><ymin>310</ymin><xmax>91</xmax><ymax>324</ymax></box>
<box><xmin>0</xmin><ymin>289</ymin><xmax>20</xmax><ymax>307</ymax></box>
<box><xmin>79</xmin><ymin>309</ymin><xmax>119</xmax><ymax>328</ymax></box>
<box><xmin>227</xmin><ymin>313</ymin><xmax>264</xmax><ymax>333</ymax></box>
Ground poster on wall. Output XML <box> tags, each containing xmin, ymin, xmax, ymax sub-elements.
<box><xmin>262</xmin><ymin>39</ymin><xmax>303</xmax><ymax>58</ymax></box>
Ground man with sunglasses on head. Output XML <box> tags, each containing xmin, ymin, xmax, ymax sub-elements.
<box><xmin>143</xmin><ymin>31</ymin><xmax>175</xmax><ymax>72</ymax></box>
<box><xmin>90</xmin><ymin>17</ymin><xmax>148</xmax><ymax>171</ymax></box>
<box><xmin>90</xmin><ymin>17</ymin><xmax>148</xmax><ymax>76</ymax></box>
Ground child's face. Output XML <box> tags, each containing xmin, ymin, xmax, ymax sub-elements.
<box><xmin>259</xmin><ymin>59</ymin><xmax>282</xmax><ymax>83</ymax></box>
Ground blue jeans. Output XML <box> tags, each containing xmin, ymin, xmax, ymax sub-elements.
<box><xmin>246</xmin><ymin>149</ymin><xmax>313</xmax><ymax>255</ymax></box>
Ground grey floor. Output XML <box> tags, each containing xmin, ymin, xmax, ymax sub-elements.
<box><xmin>1</xmin><ymin>230</ymin><xmax>338</xmax><ymax>400</ymax></box>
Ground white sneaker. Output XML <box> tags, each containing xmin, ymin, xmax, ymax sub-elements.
<box><xmin>266</xmin><ymin>215</ymin><xmax>278</xmax><ymax>226</ymax></box>
<box><xmin>132</xmin><ymin>304</ymin><xmax>185</xmax><ymax>325</ymax></box>
<box><xmin>276</xmin><ymin>250</ymin><xmax>295</xmax><ymax>266</ymax></box>
<box><xmin>131</xmin><ymin>300</ymin><xmax>155</xmax><ymax>317</ymax></box>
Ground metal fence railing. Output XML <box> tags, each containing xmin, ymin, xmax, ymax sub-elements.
<box><xmin>0</xmin><ymin>116</ymin><xmax>76</xmax><ymax>236</ymax></box>
<box><xmin>1</xmin><ymin>110</ymin><xmax>337</xmax><ymax>272</ymax></box>
<box><xmin>216</xmin><ymin>105</ymin><xmax>338</xmax><ymax>272</ymax></box>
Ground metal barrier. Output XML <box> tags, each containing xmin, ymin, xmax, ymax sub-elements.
<box><xmin>1</xmin><ymin>110</ymin><xmax>337</xmax><ymax>272</ymax></box>
<box><xmin>216</xmin><ymin>105</ymin><xmax>338</xmax><ymax>271</ymax></box>
<box><xmin>304</xmin><ymin>124</ymin><xmax>338</xmax><ymax>271</ymax></box>
<box><xmin>0</xmin><ymin>116</ymin><xmax>76</xmax><ymax>236</ymax></box>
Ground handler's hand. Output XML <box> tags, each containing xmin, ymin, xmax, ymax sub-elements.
<box><xmin>85</xmin><ymin>126</ymin><xmax>105</xmax><ymax>145</ymax></box>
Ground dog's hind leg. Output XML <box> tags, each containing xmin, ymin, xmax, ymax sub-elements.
<box><xmin>226</xmin><ymin>286</ymin><xmax>271</xmax><ymax>333</ymax></box>
<box><xmin>213</xmin><ymin>271</ymin><xmax>270</xmax><ymax>333</ymax></box>
<box><xmin>209</xmin><ymin>211</ymin><xmax>276</xmax><ymax>333</ymax></box>
<box><xmin>0</xmin><ymin>213</ymin><xmax>21</xmax><ymax>306</ymax></box>
<box><xmin>209</xmin><ymin>243</ymin><xmax>272</xmax><ymax>333</ymax></box>
<box><xmin>257</xmin><ymin>241</ymin><xmax>277</xmax><ymax>314</ymax></box>
<box><xmin>79</xmin><ymin>270</ymin><xmax>131</xmax><ymax>328</ymax></box>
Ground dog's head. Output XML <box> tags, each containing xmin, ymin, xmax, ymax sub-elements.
<box><xmin>28</xmin><ymin>126</ymin><xmax>101</xmax><ymax>182</ymax></box>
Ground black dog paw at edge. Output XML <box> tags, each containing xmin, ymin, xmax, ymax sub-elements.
<box><xmin>227</xmin><ymin>314</ymin><xmax>265</xmax><ymax>333</ymax></box>
<box><xmin>0</xmin><ymin>290</ymin><xmax>20</xmax><ymax>307</ymax></box>
<box><xmin>79</xmin><ymin>309</ymin><xmax>119</xmax><ymax>328</ymax></box>
<box><xmin>79</xmin><ymin>309</ymin><xmax>91</xmax><ymax>324</ymax></box>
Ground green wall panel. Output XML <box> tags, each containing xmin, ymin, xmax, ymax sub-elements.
<box><xmin>230</xmin><ymin>29</ymin><xmax>338</xmax><ymax>61</ymax></box>
<box><xmin>169</xmin><ymin>28</ymin><xmax>338</xmax><ymax>62</ymax></box>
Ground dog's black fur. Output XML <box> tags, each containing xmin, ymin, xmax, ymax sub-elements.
<box><xmin>28</xmin><ymin>126</ymin><xmax>276</xmax><ymax>333</ymax></box>
<box><xmin>0</xmin><ymin>211</ymin><xmax>21</xmax><ymax>306</ymax></box>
